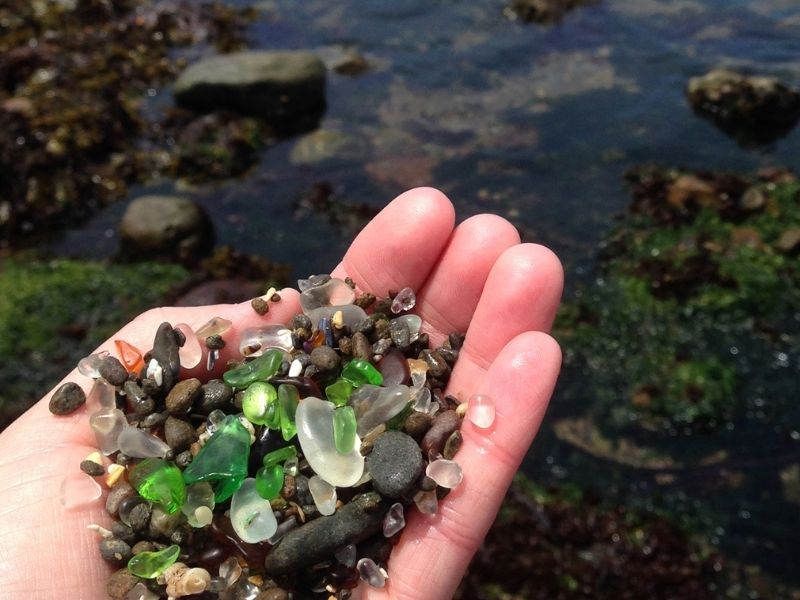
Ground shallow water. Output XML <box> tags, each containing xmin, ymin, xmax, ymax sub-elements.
<box><xmin>53</xmin><ymin>0</ymin><xmax>800</xmax><ymax>587</ymax></box>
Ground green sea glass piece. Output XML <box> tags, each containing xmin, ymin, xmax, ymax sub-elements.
<box><xmin>128</xmin><ymin>458</ymin><xmax>186</xmax><ymax>514</ymax></box>
<box><xmin>223</xmin><ymin>348</ymin><xmax>283</xmax><ymax>388</ymax></box>
<box><xmin>325</xmin><ymin>378</ymin><xmax>354</xmax><ymax>407</ymax></box>
<box><xmin>242</xmin><ymin>382</ymin><xmax>279</xmax><ymax>427</ymax></box>
<box><xmin>255</xmin><ymin>463</ymin><xmax>284</xmax><ymax>499</ymax></box>
<box><xmin>182</xmin><ymin>415</ymin><xmax>250</xmax><ymax>502</ymax></box>
<box><xmin>333</xmin><ymin>406</ymin><xmax>357</xmax><ymax>454</ymax></box>
<box><xmin>341</xmin><ymin>359</ymin><xmax>383</xmax><ymax>387</ymax></box>
<box><xmin>262</xmin><ymin>445</ymin><xmax>297</xmax><ymax>467</ymax></box>
<box><xmin>127</xmin><ymin>544</ymin><xmax>180</xmax><ymax>578</ymax></box>
<box><xmin>278</xmin><ymin>384</ymin><xmax>299</xmax><ymax>441</ymax></box>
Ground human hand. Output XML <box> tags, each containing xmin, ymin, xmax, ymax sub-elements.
<box><xmin>0</xmin><ymin>187</ymin><xmax>563</xmax><ymax>599</ymax></box>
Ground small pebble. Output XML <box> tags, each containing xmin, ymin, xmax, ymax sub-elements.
<box><xmin>49</xmin><ymin>382</ymin><xmax>86</xmax><ymax>415</ymax></box>
<box><xmin>80</xmin><ymin>459</ymin><xmax>106</xmax><ymax>477</ymax></box>
<box><xmin>164</xmin><ymin>416</ymin><xmax>199</xmax><ymax>452</ymax></box>
<box><xmin>310</xmin><ymin>345</ymin><xmax>340</xmax><ymax>371</ymax></box>
<box><xmin>197</xmin><ymin>380</ymin><xmax>233</xmax><ymax>414</ymax></box>
<box><xmin>357</xmin><ymin>557</ymin><xmax>388</xmax><ymax>588</ymax></box>
<box><xmin>106</xmin><ymin>481</ymin><xmax>136</xmax><ymax>516</ymax></box>
<box><xmin>111</xmin><ymin>521</ymin><xmax>137</xmax><ymax>545</ymax></box>
<box><xmin>107</xmin><ymin>568</ymin><xmax>141</xmax><ymax>599</ymax></box>
<box><xmin>141</xmin><ymin>411</ymin><xmax>168</xmax><ymax>429</ymax></box>
<box><xmin>99</xmin><ymin>356</ymin><xmax>129</xmax><ymax>386</ymax></box>
<box><xmin>99</xmin><ymin>538</ymin><xmax>133</xmax><ymax>564</ymax></box>
<box><xmin>404</xmin><ymin>411</ymin><xmax>433</xmax><ymax>441</ymax></box>
<box><xmin>165</xmin><ymin>378</ymin><xmax>202</xmax><ymax>415</ymax></box>
<box><xmin>351</xmin><ymin>332</ymin><xmax>372</xmax><ymax>361</ymax></box>
<box><xmin>205</xmin><ymin>334</ymin><xmax>226</xmax><ymax>350</ymax></box>
<box><xmin>251</xmin><ymin>297</ymin><xmax>269</xmax><ymax>315</ymax></box>
<box><xmin>255</xmin><ymin>589</ymin><xmax>290</xmax><ymax>600</ymax></box>
<box><xmin>421</xmin><ymin>410</ymin><xmax>461</xmax><ymax>457</ymax></box>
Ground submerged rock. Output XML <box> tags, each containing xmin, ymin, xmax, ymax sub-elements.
<box><xmin>505</xmin><ymin>0</ymin><xmax>597</xmax><ymax>24</ymax></box>
<box><xmin>173</xmin><ymin>51</ymin><xmax>326</xmax><ymax>131</ymax></box>
<box><xmin>686</xmin><ymin>69</ymin><xmax>800</xmax><ymax>146</ymax></box>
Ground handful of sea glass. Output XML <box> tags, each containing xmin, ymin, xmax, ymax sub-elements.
<box><xmin>57</xmin><ymin>276</ymin><xmax>494</xmax><ymax>599</ymax></box>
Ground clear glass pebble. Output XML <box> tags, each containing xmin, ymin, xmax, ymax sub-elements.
<box><xmin>383</xmin><ymin>502</ymin><xmax>406</xmax><ymax>537</ymax></box>
<box><xmin>239</xmin><ymin>326</ymin><xmax>293</xmax><ymax>357</ymax></box>
<box><xmin>334</xmin><ymin>543</ymin><xmax>357</xmax><ymax>567</ymax></box>
<box><xmin>308</xmin><ymin>475</ymin><xmax>337</xmax><ymax>516</ymax></box>
<box><xmin>357</xmin><ymin>557</ymin><xmax>388</xmax><ymax>588</ymax></box>
<box><xmin>146</xmin><ymin>359</ymin><xmax>163</xmax><ymax>387</ymax></box>
<box><xmin>306</xmin><ymin>304</ymin><xmax>368</xmax><ymax>330</ymax></box>
<box><xmin>206</xmin><ymin>409</ymin><xmax>227</xmax><ymax>434</ymax></box>
<box><xmin>392</xmin><ymin>314</ymin><xmax>422</xmax><ymax>341</ymax></box>
<box><xmin>124</xmin><ymin>582</ymin><xmax>160</xmax><ymax>600</ymax></box>
<box><xmin>297</xmin><ymin>273</ymin><xmax>330</xmax><ymax>292</ymax></box>
<box><xmin>118</xmin><ymin>427</ymin><xmax>171</xmax><ymax>459</ymax></box>
<box><xmin>296</xmin><ymin>396</ymin><xmax>364</xmax><ymax>487</ymax></box>
<box><xmin>299</xmin><ymin>277</ymin><xmax>354</xmax><ymax>313</ymax></box>
<box><xmin>60</xmin><ymin>471</ymin><xmax>102</xmax><ymax>510</ymax></box>
<box><xmin>467</xmin><ymin>393</ymin><xmax>496</xmax><ymax>428</ymax></box>
<box><xmin>218</xmin><ymin>556</ymin><xmax>242</xmax><ymax>588</ymax></box>
<box><xmin>208</xmin><ymin>577</ymin><xmax>228</xmax><ymax>593</ymax></box>
<box><xmin>90</xmin><ymin>407</ymin><xmax>127</xmax><ymax>455</ymax></box>
<box><xmin>206</xmin><ymin>348</ymin><xmax>219</xmax><ymax>371</ymax></box>
<box><xmin>174</xmin><ymin>323</ymin><xmax>202</xmax><ymax>369</ymax></box>
<box><xmin>230</xmin><ymin>478</ymin><xmax>278</xmax><ymax>543</ymax></box>
<box><xmin>390</xmin><ymin>287</ymin><xmax>416</xmax><ymax>314</ymax></box>
<box><xmin>426</xmin><ymin>459</ymin><xmax>463</xmax><ymax>489</ymax></box>
<box><xmin>350</xmin><ymin>384</ymin><xmax>411</xmax><ymax>436</ymax></box>
<box><xmin>182</xmin><ymin>482</ymin><xmax>216</xmax><ymax>528</ymax></box>
<box><xmin>195</xmin><ymin>317</ymin><xmax>232</xmax><ymax>340</ymax></box>
<box><xmin>77</xmin><ymin>351</ymin><xmax>109</xmax><ymax>378</ymax></box>
<box><xmin>414</xmin><ymin>489</ymin><xmax>438</xmax><ymax>515</ymax></box>
<box><xmin>411</xmin><ymin>387</ymin><xmax>432</xmax><ymax>413</ymax></box>
<box><xmin>86</xmin><ymin>378</ymin><xmax>116</xmax><ymax>412</ymax></box>
<box><xmin>284</xmin><ymin>455</ymin><xmax>299</xmax><ymax>477</ymax></box>
<box><xmin>407</xmin><ymin>358</ymin><xmax>428</xmax><ymax>388</ymax></box>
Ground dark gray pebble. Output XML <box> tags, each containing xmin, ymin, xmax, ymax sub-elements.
<box><xmin>79</xmin><ymin>459</ymin><xmax>105</xmax><ymax>477</ymax></box>
<box><xmin>197</xmin><ymin>379</ymin><xmax>233</xmax><ymax>414</ymax></box>
<box><xmin>115</xmin><ymin>452</ymin><xmax>133</xmax><ymax>467</ymax></box>
<box><xmin>173</xmin><ymin>327</ymin><xmax>186</xmax><ymax>347</ymax></box>
<box><xmin>164</xmin><ymin>416</ymin><xmax>198</xmax><ymax>452</ymax></box>
<box><xmin>303</xmin><ymin>365</ymin><xmax>318</xmax><ymax>379</ymax></box>
<box><xmin>111</xmin><ymin>520</ymin><xmax>137</xmax><ymax>545</ymax></box>
<box><xmin>49</xmin><ymin>382</ymin><xmax>86</xmax><ymax>415</ymax></box>
<box><xmin>389</xmin><ymin>320</ymin><xmax>411</xmax><ymax>350</ymax></box>
<box><xmin>123</xmin><ymin>381</ymin><xmax>153</xmax><ymax>416</ymax></box>
<box><xmin>206</xmin><ymin>334</ymin><xmax>225</xmax><ymax>350</ymax></box>
<box><xmin>421</xmin><ymin>349</ymin><xmax>449</xmax><ymax>378</ymax></box>
<box><xmin>141</xmin><ymin>411</ymin><xmax>168</xmax><ymax>429</ymax></box>
<box><xmin>443</xmin><ymin>430</ymin><xmax>463</xmax><ymax>460</ymax></box>
<box><xmin>165</xmin><ymin>378</ymin><xmax>202</xmax><ymax>414</ymax></box>
<box><xmin>421</xmin><ymin>410</ymin><xmax>461</xmax><ymax>457</ymax></box>
<box><xmin>152</xmin><ymin>322</ymin><xmax>181</xmax><ymax>389</ymax></box>
<box><xmin>448</xmin><ymin>332</ymin><xmax>465</xmax><ymax>350</ymax></box>
<box><xmin>404</xmin><ymin>411</ymin><xmax>433</xmax><ymax>441</ymax></box>
<box><xmin>127</xmin><ymin>502</ymin><xmax>152</xmax><ymax>533</ymax></box>
<box><xmin>351</xmin><ymin>331</ymin><xmax>372</xmax><ymax>361</ymax></box>
<box><xmin>366</xmin><ymin>431</ymin><xmax>424</xmax><ymax>499</ymax></box>
<box><xmin>372</xmin><ymin>338</ymin><xmax>392</xmax><ymax>356</ymax></box>
<box><xmin>353</xmin><ymin>318</ymin><xmax>374</xmax><ymax>336</ymax></box>
<box><xmin>278</xmin><ymin>360</ymin><xmax>291</xmax><ymax>376</ymax></box>
<box><xmin>99</xmin><ymin>538</ymin><xmax>133</xmax><ymax>564</ymax></box>
<box><xmin>309</xmin><ymin>346</ymin><xmax>340</xmax><ymax>371</ymax></box>
<box><xmin>294</xmin><ymin>475</ymin><xmax>314</xmax><ymax>506</ymax></box>
<box><xmin>141</xmin><ymin>376</ymin><xmax>161</xmax><ymax>396</ymax></box>
<box><xmin>373</xmin><ymin>318</ymin><xmax>390</xmax><ymax>340</ymax></box>
<box><xmin>290</xmin><ymin>314</ymin><xmax>312</xmax><ymax>330</ymax></box>
<box><xmin>358</xmin><ymin>533</ymin><xmax>393</xmax><ymax>565</ymax></box>
<box><xmin>99</xmin><ymin>356</ymin><xmax>128</xmax><ymax>386</ymax></box>
<box><xmin>338</xmin><ymin>336</ymin><xmax>352</xmax><ymax>356</ymax></box>
<box><xmin>175</xmin><ymin>450</ymin><xmax>193</xmax><ymax>469</ymax></box>
<box><xmin>264</xmin><ymin>492</ymin><xmax>388</xmax><ymax>575</ymax></box>
<box><xmin>106</xmin><ymin>481</ymin><xmax>136</xmax><ymax>516</ymax></box>
<box><xmin>170</xmin><ymin>523</ymin><xmax>192</xmax><ymax>545</ymax></box>
<box><xmin>437</xmin><ymin>346</ymin><xmax>459</xmax><ymax>365</ymax></box>
<box><xmin>107</xmin><ymin>568</ymin><xmax>141</xmax><ymax>599</ymax></box>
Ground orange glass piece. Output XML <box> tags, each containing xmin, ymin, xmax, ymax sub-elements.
<box><xmin>115</xmin><ymin>339</ymin><xmax>145</xmax><ymax>374</ymax></box>
<box><xmin>309</xmin><ymin>329</ymin><xmax>326</xmax><ymax>349</ymax></box>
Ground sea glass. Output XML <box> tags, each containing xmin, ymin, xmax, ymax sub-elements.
<box><xmin>223</xmin><ymin>349</ymin><xmax>283</xmax><ymax>389</ymax></box>
<box><xmin>78</xmin><ymin>351</ymin><xmax>109</xmax><ymax>378</ymax></box>
<box><xmin>262</xmin><ymin>445</ymin><xmax>297</xmax><ymax>468</ymax></box>
<box><xmin>118</xmin><ymin>427</ymin><xmax>171</xmax><ymax>459</ymax></box>
<box><xmin>90</xmin><ymin>407</ymin><xmax>127</xmax><ymax>455</ymax></box>
<box><xmin>296</xmin><ymin>397</ymin><xmax>364</xmax><ymax>487</ymax></box>
<box><xmin>357</xmin><ymin>558</ymin><xmax>388</xmax><ymax>588</ymax></box>
<box><xmin>299</xmin><ymin>277</ymin><xmax>355</xmax><ymax>313</ymax></box>
<box><xmin>124</xmin><ymin>582</ymin><xmax>160</xmax><ymax>600</ymax></box>
<box><xmin>60</xmin><ymin>471</ymin><xmax>102</xmax><ymax>510</ymax></box>
<box><xmin>390</xmin><ymin>287</ymin><xmax>416</xmax><ymax>314</ymax></box>
<box><xmin>114</xmin><ymin>340</ymin><xmax>145</xmax><ymax>374</ymax></box>
<box><xmin>297</xmin><ymin>273</ymin><xmax>330</xmax><ymax>292</ymax></box>
<box><xmin>127</xmin><ymin>544</ymin><xmax>180</xmax><ymax>579</ymax></box>
<box><xmin>182</xmin><ymin>482</ymin><xmax>216</xmax><ymax>528</ymax></box>
<box><xmin>426</xmin><ymin>459</ymin><xmax>463</xmax><ymax>489</ymax></box>
<box><xmin>407</xmin><ymin>358</ymin><xmax>428</xmax><ymax>388</ymax></box>
<box><xmin>195</xmin><ymin>317</ymin><xmax>232</xmax><ymax>339</ymax></box>
<box><xmin>239</xmin><ymin>326</ymin><xmax>293</xmax><ymax>357</ymax></box>
<box><xmin>255</xmin><ymin>463</ymin><xmax>283</xmax><ymax>500</ymax></box>
<box><xmin>230</xmin><ymin>478</ymin><xmax>278</xmax><ymax>543</ymax></box>
<box><xmin>349</xmin><ymin>384</ymin><xmax>411</xmax><ymax>436</ymax></box>
<box><xmin>241</xmin><ymin>382</ymin><xmax>279</xmax><ymax>427</ymax></box>
<box><xmin>325</xmin><ymin>378</ymin><xmax>354</xmax><ymax>407</ymax></box>
<box><xmin>392</xmin><ymin>314</ymin><xmax>422</xmax><ymax>341</ymax></box>
<box><xmin>86</xmin><ymin>378</ymin><xmax>117</xmax><ymax>412</ymax></box>
<box><xmin>383</xmin><ymin>502</ymin><xmax>405</xmax><ymax>537</ymax></box>
<box><xmin>129</xmin><ymin>458</ymin><xmax>186</xmax><ymax>514</ymax></box>
<box><xmin>341</xmin><ymin>359</ymin><xmax>383</xmax><ymax>387</ymax></box>
<box><xmin>182</xmin><ymin>415</ymin><xmax>250</xmax><ymax>502</ymax></box>
<box><xmin>377</xmin><ymin>349</ymin><xmax>411</xmax><ymax>386</ymax></box>
<box><xmin>333</xmin><ymin>406</ymin><xmax>357</xmax><ymax>454</ymax></box>
<box><xmin>413</xmin><ymin>489</ymin><xmax>438</xmax><ymax>515</ymax></box>
<box><xmin>173</xmin><ymin>323</ymin><xmax>202</xmax><ymax>369</ymax></box>
<box><xmin>306</xmin><ymin>304</ymin><xmax>367</xmax><ymax>330</ymax></box>
<box><xmin>308</xmin><ymin>475</ymin><xmax>337</xmax><ymax>516</ymax></box>
<box><xmin>466</xmin><ymin>393</ymin><xmax>496</xmax><ymax>429</ymax></box>
<box><xmin>277</xmin><ymin>384</ymin><xmax>299</xmax><ymax>441</ymax></box>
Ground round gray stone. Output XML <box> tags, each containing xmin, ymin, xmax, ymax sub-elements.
<box><xmin>366</xmin><ymin>431</ymin><xmax>423</xmax><ymax>499</ymax></box>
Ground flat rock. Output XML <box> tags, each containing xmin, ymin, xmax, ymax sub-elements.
<box><xmin>263</xmin><ymin>492</ymin><xmax>387</xmax><ymax>575</ymax></box>
<box><xmin>366</xmin><ymin>431</ymin><xmax>423</xmax><ymax>499</ymax></box>
<box><xmin>174</xmin><ymin>51</ymin><xmax>326</xmax><ymax>128</ymax></box>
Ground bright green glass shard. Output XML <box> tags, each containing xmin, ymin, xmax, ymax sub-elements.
<box><xmin>128</xmin><ymin>458</ymin><xmax>186</xmax><ymax>514</ymax></box>
<box><xmin>242</xmin><ymin>382</ymin><xmax>279</xmax><ymax>427</ymax></box>
<box><xmin>333</xmin><ymin>406</ymin><xmax>357</xmax><ymax>454</ymax></box>
<box><xmin>222</xmin><ymin>349</ymin><xmax>283</xmax><ymax>388</ymax></box>
<box><xmin>277</xmin><ymin>384</ymin><xmax>299</xmax><ymax>441</ymax></box>
<box><xmin>182</xmin><ymin>415</ymin><xmax>250</xmax><ymax>502</ymax></box>
<box><xmin>262</xmin><ymin>445</ymin><xmax>297</xmax><ymax>468</ymax></box>
<box><xmin>255</xmin><ymin>463</ymin><xmax>284</xmax><ymax>500</ymax></box>
<box><xmin>127</xmin><ymin>544</ymin><xmax>180</xmax><ymax>578</ymax></box>
<box><xmin>341</xmin><ymin>359</ymin><xmax>383</xmax><ymax>387</ymax></box>
<box><xmin>325</xmin><ymin>378</ymin><xmax>354</xmax><ymax>407</ymax></box>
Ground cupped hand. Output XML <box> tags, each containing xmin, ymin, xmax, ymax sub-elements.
<box><xmin>0</xmin><ymin>188</ymin><xmax>562</xmax><ymax>600</ymax></box>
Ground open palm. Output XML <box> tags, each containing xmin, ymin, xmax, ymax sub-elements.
<box><xmin>0</xmin><ymin>188</ymin><xmax>563</xmax><ymax>599</ymax></box>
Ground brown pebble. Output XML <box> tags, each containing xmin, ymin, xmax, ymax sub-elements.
<box><xmin>421</xmin><ymin>349</ymin><xmax>449</xmax><ymax>378</ymax></box>
<box><xmin>338</xmin><ymin>336</ymin><xmax>352</xmax><ymax>355</ymax></box>
<box><xmin>271</xmin><ymin>292</ymin><xmax>281</xmax><ymax>302</ymax></box>
<box><xmin>131</xmin><ymin>540</ymin><xmax>157</xmax><ymax>555</ymax></box>
<box><xmin>106</xmin><ymin>481</ymin><xmax>136</xmax><ymax>517</ymax></box>
<box><xmin>404</xmin><ymin>411</ymin><xmax>433</xmax><ymax>441</ymax></box>
<box><xmin>49</xmin><ymin>382</ymin><xmax>86</xmax><ymax>415</ymax></box>
<box><xmin>282</xmin><ymin>475</ymin><xmax>297</xmax><ymax>500</ymax></box>
<box><xmin>354</xmin><ymin>292</ymin><xmax>376</xmax><ymax>309</ymax></box>
<box><xmin>107</xmin><ymin>568</ymin><xmax>141</xmax><ymax>599</ymax></box>
<box><xmin>98</xmin><ymin>356</ymin><xmax>129</xmax><ymax>386</ymax></box>
<box><xmin>351</xmin><ymin>331</ymin><xmax>372</xmax><ymax>361</ymax></box>
<box><xmin>99</xmin><ymin>538</ymin><xmax>132</xmax><ymax>564</ymax></box>
<box><xmin>165</xmin><ymin>378</ymin><xmax>202</xmax><ymax>414</ymax></box>
<box><xmin>310</xmin><ymin>346</ymin><xmax>340</xmax><ymax>371</ymax></box>
<box><xmin>251</xmin><ymin>297</ymin><xmax>270</xmax><ymax>315</ymax></box>
<box><xmin>164</xmin><ymin>416</ymin><xmax>199</xmax><ymax>452</ymax></box>
<box><xmin>421</xmin><ymin>410</ymin><xmax>461</xmax><ymax>457</ymax></box>
<box><xmin>205</xmin><ymin>334</ymin><xmax>226</xmax><ymax>350</ymax></box>
<box><xmin>443</xmin><ymin>430</ymin><xmax>463</xmax><ymax>460</ymax></box>
<box><xmin>80</xmin><ymin>459</ymin><xmax>105</xmax><ymax>477</ymax></box>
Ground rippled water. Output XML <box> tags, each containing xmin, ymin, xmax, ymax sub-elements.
<box><xmin>55</xmin><ymin>0</ymin><xmax>800</xmax><ymax>587</ymax></box>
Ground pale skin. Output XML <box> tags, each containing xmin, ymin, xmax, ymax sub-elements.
<box><xmin>0</xmin><ymin>187</ymin><xmax>563</xmax><ymax>599</ymax></box>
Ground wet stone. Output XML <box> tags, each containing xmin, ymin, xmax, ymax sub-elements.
<box><xmin>99</xmin><ymin>538</ymin><xmax>133</xmax><ymax>565</ymax></box>
<box><xmin>443</xmin><ymin>430</ymin><xmax>463</xmax><ymax>460</ymax></box>
<box><xmin>99</xmin><ymin>356</ymin><xmax>129</xmax><ymax>386</ymax></box>
<box><xmin>264</xmin><ymin>493</ymin><xmax>387</xmax><ymax>575</ymax></box>
<box><xmin>389</xmin><ymin>320</ymin><xmax>411</xmax><ymax>350</ymax></box>
<box><xmin>80</xmin><ymin>459</ymin><xmax>106</xmax><ymax>477</ymax></box>
<box><xmin>127</xmin><ymin>502</ymin><xmax>153</xmax><ymax>533</ymax></box>
<box><xmin>111</xmin><ymin>521</ymin><xmax>137</xmax><ymax>545</ymax></box>
<box><xmin>49</xmin><ymin>382</ymin><xmax>86</xmax><ymax>415</ymax></box>
<box><xmin>107</xmin><ymin>568</ymin><xmax>141</xmax><ymax>599</ymax></box>
<box><xmin>206</xmin><ymin>334</ymin><xmax>226</xmax><ymax>350</ymax></box>
<box><xmin>165</xmin><ymin>378</ymin><xmax>202</xmax><ymax>415</ymax></box>
<box><xmin>107</xmin><ymin>481</ymin><xmax>137</xmax><ymax>517</ymax></box>
<box><xmin>366</xmin><ymin>431</ymin><xmax>423</xmax><ymax>499</ymax></box>
<box><xmin>141</xmin><ymin>411</ymin><xmax>168</xmax><ymax>429</ymax></box>
<box><xmin>174</xmin><ymin>450</ymin><xmax>193</xmax><ymax>469</ymax></box>
<box><xmin>152</xmin><ymin>322</ymin><xmax>181</xmax><ymax>390</ymax></box>
<box><xmin>421</xmin><ymin>349</ymin><xmax>449</xmax><ymax>378</ymax></box>
<box><xmin>421</xmin><ymin>410</ymin><xmax>461</xmax><ymax>457</ymax></box>
<box><xmin>164</xmin><ymin>416</ymin><xmax>199</xmax><ymax>452</ymax></box>
<box><xmin>198</xmin><ymin>380</ymin><xmax>234</xmax><ymax>414</ymax></box>
<box><xmin>310</xmin><ymin>345</ymin><xmax>340</xmax><ymax>371</ymax></box>
<box><xmin>255</xmin><ymin>589</ymin><xmax>290</xmax><ymax>600</ymax></box>
<box><xmin>404</xmin><ymin>411</ymin><xmax>433</xmax><ymax>441</ymax></box>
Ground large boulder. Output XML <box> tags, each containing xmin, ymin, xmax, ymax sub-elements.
<box><xmin>687</xmin><ymin>69</ymin><xmax>800</xmax><ymax>146</ymax></box>
<box><xmin>118</xmin><ymin>195</ymin><xmax>214</xmax><ymax>264</ymax></box>
<box><xmin>173</xmin><ymin>51</ymin><xmax>326</xmax><ymax>132</ymax></box>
